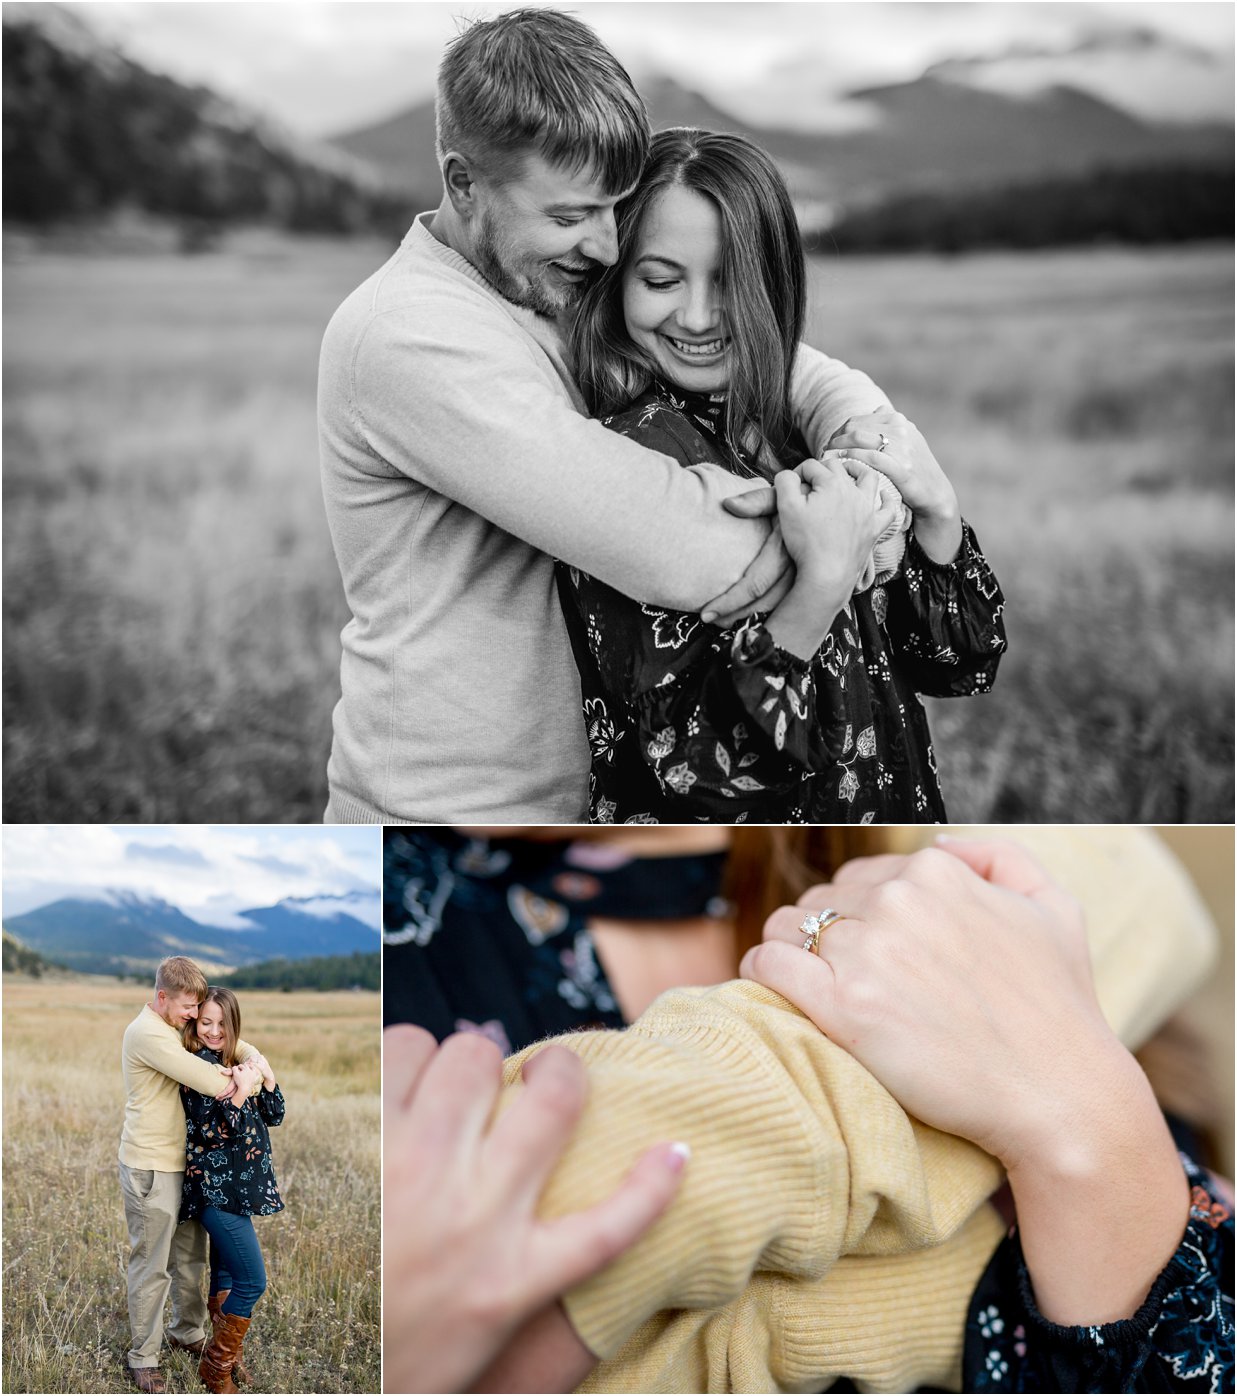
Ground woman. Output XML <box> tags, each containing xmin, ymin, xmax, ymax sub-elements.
<box><xmin>384</xmin><ymin>826</ymin><xmax>1231</xmax><ymax>1392</ymax></box>
<box><xmin>560</xmin><ymin>128</ymin><xmax>1006</xmax><ymax>823</ymax></box>
<box><xmin>180</xmin><ymin>988</ymin><xmax>285</xmax><ymax>1395</ymax></box>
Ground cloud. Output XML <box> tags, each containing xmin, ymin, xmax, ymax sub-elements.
<box><xmin>125</xmin><ymin>842</ymin><xmax>211</xmax><ymax>868</ymax></box>
<box><xmin>239</xmin><ymin>853</ymin><xmax>307</xmax><ymax>877</ymax></box>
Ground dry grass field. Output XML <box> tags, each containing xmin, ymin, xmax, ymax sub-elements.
<box><xmin>2</xmin><ymin>973</ymin><xmax>380</xmax><ymax>1394</ymax></box>
<box><xmin>2</xmin><ymin>234</ymin><xmax>1232</xmax><ymax>821</ymax></box>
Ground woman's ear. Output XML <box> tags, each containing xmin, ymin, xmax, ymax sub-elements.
<box><xmin>441</xmin><ymin>152</ymin><xmax>478</xmax><ymax>218</ymax></box>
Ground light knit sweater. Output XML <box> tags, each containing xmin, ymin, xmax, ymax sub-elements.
<box><xmin>498</xmin><ymin>827</ymin><xmax>1218</xmax><ymax>1393</ymax></box>
<box><xmin>317</xmin><ymin>214</ymin><xmax>891</xmax><ymax>823</ymax></box>
<box><xmin>118</xmin><ymin>1005</ymin><xmax>257</xmax><ymax>1171</ymax></box>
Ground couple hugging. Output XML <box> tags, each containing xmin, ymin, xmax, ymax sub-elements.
<box><xmin>118</xmin><ymin>957</ymin><xmax>284</xmax><ymax>1394</ymax></box>
<box><xmin>318</xmin><ymin>7</ymin><xmax>1008</xmax><ymax>827</ymax></box>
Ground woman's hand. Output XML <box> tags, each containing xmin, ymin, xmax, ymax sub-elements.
<box><xmin>823</xmin><ymin>409</ymin><xmax>962</xmax><ymax>563</ymax></box>
<box><xmin>742</xmin><ymin>838</ymin><xmax>1192</xmax><ymax>1326</ymax></box>
<box><xmin>248</xmin><ymin>1051</ymin><xmax>276</xmax><ymax>1091</ymax></box>
<box><xmin>776</xmin><ymin>457</ymin><xmax>899</xmax><ymax>602</ymax></box>
<box><xmin>740</xmin><ymin>840</ymin><xmax>1121</xmax><ymax>1172</ymax></box>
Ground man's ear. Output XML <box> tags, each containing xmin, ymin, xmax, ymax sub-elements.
<box><xmin>441</xmin><ymin>152</ymin><xmax>479</xmax><ymax>219</ymax></box>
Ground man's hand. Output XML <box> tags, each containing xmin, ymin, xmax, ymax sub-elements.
<box><xmin>700</xmin><ymin>521</ymin><xmax>795</xmax><ymax>627</ymax></box>
<box><xmin>383</xmin><ymin>1025</ymin><xmax>689</xmax><ymax>1395</ymax></box>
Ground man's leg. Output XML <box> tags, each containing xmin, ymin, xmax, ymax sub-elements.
<box><xmin>118</xmin><ymin>1163</ymin><xmax>178</xmax><ymax>1371</ymax></box>
<box><xmin>168</xmin><ymin>1213</ymin><xmax>210</xmax><ymax>1347</ymax></box>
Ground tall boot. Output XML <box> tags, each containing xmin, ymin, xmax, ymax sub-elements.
<box><xmin>208</xmin><ymin>1293</ymin><xmax>251</xmax><ymax>1386</ymax></box>
<box><xmin>198</xmin><ymin>1312</ymin><xmax>250</xmax><ymax>1395</ymax></box>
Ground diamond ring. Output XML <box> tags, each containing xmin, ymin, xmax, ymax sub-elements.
<box><xmin>800</xmin><ymin>908</ymin><xmax>842</xmax><ymax>953</ymax></box>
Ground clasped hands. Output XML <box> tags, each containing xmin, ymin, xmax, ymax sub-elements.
<box><xmin>702</xmin><ymin>410</ymin><xmax>962</xmax><ymax>625</ymax></box>
<box><xmin>215</xmin><ymin>1054</ymin><xmax>269</xmax><ymax>1101</ymax></box>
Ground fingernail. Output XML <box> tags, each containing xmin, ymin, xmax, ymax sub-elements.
<box><xmin>667</xmin><ymin>1142</ymin><xmax>691</xmax><ymax>1171</ymax></box>
<box><xmin>700</xmin><ymin>611</ymin><xmax>716</xmax><ymax>624</ymax></box>
<box><xmin>934</xmin><ymin>834</ymin><xmax>957</xmax><ymax>844</ymax></box>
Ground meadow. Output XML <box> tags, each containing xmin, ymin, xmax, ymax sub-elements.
<box><xmin>2</xmin><ymin>233</ymin><xmax>1232</xmax><ymax>821</ymax></box>
<box><xmin>1</xmin><ymin>974</ymin><xmax>380</xmax><ymax>1394</ymax></box>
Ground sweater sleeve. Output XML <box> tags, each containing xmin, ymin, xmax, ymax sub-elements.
<box><xmin>349</xmin><ymin>297</ymin><xmax>774</xmax><ymax>611</ymax></box>
<box><xmin>498</xmin><ymin>827</ymin><xmax>1219</xmax><ymax>1364</ymax></box>
<box><xmin>789</xmin><ymin>341</ymin><xmax>893</xmax><ymax>457</ymax></box>
<box><xmin>134</xmin><ymin>1026</ymin><xmax>232</xmax><ymax>1097</ymax></box>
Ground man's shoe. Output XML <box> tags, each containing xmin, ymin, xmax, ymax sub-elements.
<box><xmin>166</xmin><ymin>1334</ymin><xmax>207</xmax><ymax>1357</ymax></box>
<box><xmin>128</xmin><ymin>1366</ymin><xmax>167</xmax><ymax>1394</ymax></box>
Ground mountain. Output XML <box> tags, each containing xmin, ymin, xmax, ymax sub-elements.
<box><xmin>2</xmin><ymin>2</ymin><xmax>407</xmax><ymax>234</ymax></box>
<box><xmin>2</xmin><ymin>930</ymin><xmax>67</xmax><ymax>977</ymax></box>
<box><xmin>329</xmin><ymin>66</ymin><xmax>1231</xmax><ymax>222</ymax></box>
<box><xmin>2</xmin><ymin>892</ymin><xmax>378</xmax><ymax>978</ymax></box>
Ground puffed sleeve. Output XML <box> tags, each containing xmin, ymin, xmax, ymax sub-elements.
<box><xmin>254</xmin><ymin>1085</ymin><xmax>285</xmax><ymax>1128</ymax></box>
<box><xmin>962</xmin><ymin>1152</ymin><xmax>1233</xmax><ymax>1393</ymax></box>
<box><xmin>883</xmin><ymin>520</ymin><xmax>1007</xmax><ymax>697</ymax></box>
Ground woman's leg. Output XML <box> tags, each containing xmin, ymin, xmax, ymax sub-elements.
<box><xmin>197</xmin><ymin>1209</ymin><xmax>266</xmax><ymax>1392</ymax></box>
<box><xmin>208</xmin><ymin>1236</ymin><xmax>234</xmax><ymax>1303</ymax></box>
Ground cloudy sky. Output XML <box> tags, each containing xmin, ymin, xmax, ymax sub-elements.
<box><xmin>73</xmin><ymin>0</ymin><xmax>1235</xmax><ymax>138</ymax></box>
<box><xmin>1</xmin><ymin>824</ymin><xmax>382</xmax><ymax>925</ymax></box>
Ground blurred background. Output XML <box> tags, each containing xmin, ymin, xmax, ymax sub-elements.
<box><xmin>3</xmin><ymin>0</ymin><xmax>1233</xmax><ymax>822</ymax></box>
<box><xmin>2</xmin><ymin>823</ymin><xmax>381</xmax><ymax>1392</ymax></box>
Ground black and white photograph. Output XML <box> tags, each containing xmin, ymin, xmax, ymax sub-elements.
<box><xmin>3</xmin><ymin>0</ymin><xmax>1232</xmax><ymax>826</ymax></box>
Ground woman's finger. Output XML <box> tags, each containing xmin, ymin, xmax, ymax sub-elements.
<box><xmin>382</xmin><ymin>1024</ymin><xmax>439</xmax><ymax>1117</ymax></box>
<box><xmin>822</xmin><ymin>447</ymin><xmax>911</xmax><ymax>480</ymax></box>
<box><xmin>934</xmin><ymin>836</ymin><xmax>1083</xmax><ymax>923</ymax></box>
<box><xmin>761</xmin><ymin>895</ymin><xmax>865</xmax><ymax>949</ymax></box>
<box><xmin>405</xmin><ymin>1030</ymin><xmax>504</xmax><ymax>1161</ymax></box>
<box><xmin>739</xmin><ymin>939</ymin><xmax>841</xmax><ymax>1036</ymax></box>
<box><xmin>486</xmin><ymin>1044</ymin><xmax>590</xmax><ymax>1207</ymax></box>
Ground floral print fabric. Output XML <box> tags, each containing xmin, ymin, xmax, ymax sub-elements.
<box><xmin>963</xmin><ymin>1149</ymin><xmax>1233</xmax><ymax>1392</ymax></box>
<box><xmin>179</xmin><ymin>1049</ymin><xmax>285</xmax><ymax>1222</ymax></box>
<box><xmin>555</xmin><ymin>378</ymin><xmax>1007</xmax><ymax>824</ymax></box>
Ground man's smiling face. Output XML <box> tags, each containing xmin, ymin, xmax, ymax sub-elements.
<box><xmin>156</xmin><ymin>988</ymin><xmax>200</xmax><ymax>1030</ymax></box>
<box><xmin>468</xmin><ymin>150</ymin><xmax>628</xmax><ymax>319</ymax></box>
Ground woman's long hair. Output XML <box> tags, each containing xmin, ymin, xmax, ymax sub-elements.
<box><xmin>571</xmin><ymin>127</ymin><xmax>806</xmax><ymax>473</ymax></box>
<box><xmin>182</xmin><ymin>986</ymin><xmax>242</xmax><ymax>1067</ymax></box>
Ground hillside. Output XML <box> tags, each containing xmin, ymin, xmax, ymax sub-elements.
<box><xmin>2</xmin><ymin>4</ymin><xmax>408</xmax><ymax>236</ymax></box>
<box><xmin>220</xmin><ymin>951</ymin><xmax>380</xmax><ymax>992</ymax></box>
<box><xmin>1</xmin><ymin>931</ymin><xmax>67</xmax><ymax>977</ymax></box>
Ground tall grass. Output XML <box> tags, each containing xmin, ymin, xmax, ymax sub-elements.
<box><xmin>1</xmin><ymin>975</ymin><xmax>380</xmax><ymax>1394</ymax></box>
<box><xmin>2</xmin><ymin>235</ymin><xmax>1232</xmax><ymax>821</ymax></box>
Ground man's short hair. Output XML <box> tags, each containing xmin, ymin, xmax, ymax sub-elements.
<box><xmin>155</xmin><ymin>956</ymin><xmax>208</xmax><ymax>1000</ymax></box>
<box><xmin>435</xmin><ymin>8</ymin><xmax>649</xmax><ymax>193</ymax></box>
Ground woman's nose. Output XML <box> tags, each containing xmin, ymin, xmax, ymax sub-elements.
<box><xmin>677</xmin><ymin>285</ymin><xmax>720</xmax><ymax>335</ymax></box>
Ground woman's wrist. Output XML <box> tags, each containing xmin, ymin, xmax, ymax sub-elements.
<box><xmin>910</xmin><ymin>502</ymin><xmax>963</xmax><ymax>565</ymax></box>
<box><xmin>1003</xmin><ymin>1045</ymin><xmax>1190</xmax><ymax>1326</ymax></box>
<box><xmin>765</xmin><ymin>571</ymin><xmax>848</xmax><ymax>659</ymax></box>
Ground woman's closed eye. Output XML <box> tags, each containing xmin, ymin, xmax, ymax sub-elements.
<box><xmin>642</xmin><ymin>278</ymin><xmax>680</xmax><ymax>291</ymax></box>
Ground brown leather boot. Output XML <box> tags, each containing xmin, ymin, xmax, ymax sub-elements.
<box><xmin>198</xmin><ymin>1313</ymin><xmax>250</xmax><ymax>1394</ymax></box>
<box><xmin>207</xmin><ymin>1294</ymin><xmax>251</xmax><ymax>1385</ymax></box>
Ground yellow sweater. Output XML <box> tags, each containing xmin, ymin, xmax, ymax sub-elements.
<box><xmin>118</xmin><ymin>1004</ymin><xmax>257</xmax><ymax>1171</ymax></box>
<box><xmin>499</xmin><ymin>827</ymin><xmax>1217</xmax><ymax>1393</ymax></box>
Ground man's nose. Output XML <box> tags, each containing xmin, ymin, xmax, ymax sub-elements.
<box><xmin>579</xmin><ymin>210</ymin><xmax>619</xmax><ymax>267</ymax></box>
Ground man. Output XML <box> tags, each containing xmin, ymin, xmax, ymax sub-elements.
<box><xmin>118</xmin><ymin>956</ymin><xmax>263</xmax><ymax>1394</ymax></box>
<box><xmin>318</xmin><ymin>7</ymin><xmax>893</xmax><ymax>823</ymax></box>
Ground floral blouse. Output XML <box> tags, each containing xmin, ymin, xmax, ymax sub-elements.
<box><xmin>963</xmin><ymin>1145</ymin><xmax>1233</xmax><ymax>1392</ymax></box>
<box><xmin>555</xmin><ymin>379</ymin><xmax>1007</xmax><ymax>823</ymax></box>
<box><xmin>179</xmin><ymin>1048</ymin><xmax>285</xmax><ymax>1222</ymax></box>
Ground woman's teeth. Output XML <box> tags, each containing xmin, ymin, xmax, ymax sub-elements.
<box><xmin>669</xmin><ymin>336</ymin><xmax>725</xmax><ymax>356</ymax></box>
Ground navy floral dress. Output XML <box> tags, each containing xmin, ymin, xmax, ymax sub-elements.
<box><xmin>964</xmin><ymin>1145</ymin><xmax>1233</xmax><ymax>1392</ymax></box>
<box><xmin>179</xmin><ymin>1049</ymin><xmax>285</xmax><ymax>1221</ymax></box>
<box><xmin>555</xmin><ymin>379</ymin><xmax>1007</xmax><ymax>823</ymax></box>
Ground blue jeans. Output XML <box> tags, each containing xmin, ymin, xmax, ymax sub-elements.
<box><xmin>199</xmin><ymin>1208</ymin><xmax>266</xmax><ymax>1318</ymax></box>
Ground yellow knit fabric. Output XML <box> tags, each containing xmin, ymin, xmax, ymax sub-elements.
<box><xmin>118</xmin><ymin>1005</ymin><xmax>258</xmax><ymax>1171</ymax></box>
<box><xmin>498</xmin><ymin>827</ymin><xmax>1217</xmax><ymax>1393</ymax></box>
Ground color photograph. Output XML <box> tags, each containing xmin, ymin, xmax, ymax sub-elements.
<box><xmin>2</xmin><ymin>824</ymin><xmax>382</xmax><ymax>1395</ymax></box>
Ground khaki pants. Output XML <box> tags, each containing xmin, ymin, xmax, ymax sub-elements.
<box><xmin>118</xmin><ymin>1162</ymin><xmax>209</xmax><ymax>1369</ymax></box>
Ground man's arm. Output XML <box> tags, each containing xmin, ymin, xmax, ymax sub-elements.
<box><xmin>789</xmin><ymin>342</ymin><xmax>892</xmax><ymax>457</ymax></box>
<box><xmin>348</xmin><ymin>301</ymin><xmax>771</xmax><ymax>612</ymax></box>
<box><xmin>136</xmin><ymin>1033</ymin><xmax>236</xmax><ymax>1098</ymax></box>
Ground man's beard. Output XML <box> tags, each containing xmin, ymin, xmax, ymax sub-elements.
<box><xmin>472</xmin><ymin>209</ymin><xmax>586</xmax><ymax>320</ymax></box>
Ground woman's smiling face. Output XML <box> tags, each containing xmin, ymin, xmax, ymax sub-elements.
<box><xmin>197</xmin><ymin>1002</ymin><xmax>226</xmax><ymax>1053</ymax></box>
<box><xmin>621</xmin><ymin>184</ymin><xmax>731</xmax><ymax>394</ymax></box>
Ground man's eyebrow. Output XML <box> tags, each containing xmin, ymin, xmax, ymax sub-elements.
<box><xmin>544</xmin><ymin>200</ymin><xmax>609</xmax><ymax>214</ymax></box>
<box><xmin>634</xmin><ymin>254</ymin><xmax>684</xmax><ymax>271</ymax></box>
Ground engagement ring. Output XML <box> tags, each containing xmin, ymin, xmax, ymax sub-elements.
<box><xmin>800</xmin><ymin>908</ymin><xmax>841</xmax><ymax>953</ymax></box>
